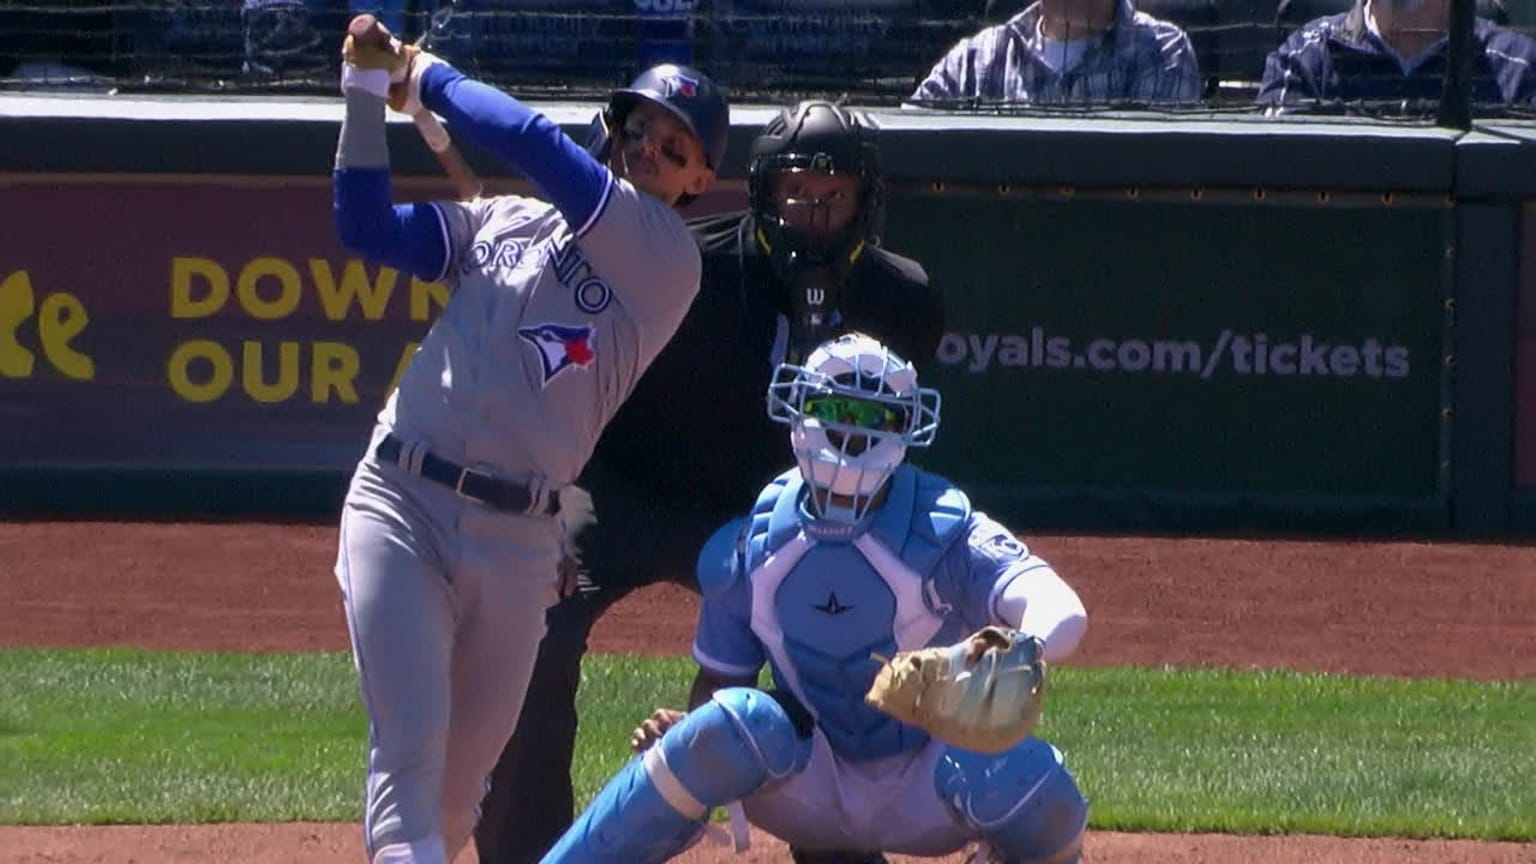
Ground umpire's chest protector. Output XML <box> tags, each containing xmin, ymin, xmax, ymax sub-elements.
<box><xmin>737</xmin><ymin>467</ymin><xmax>973</xmax><ymax>761</ymax></box>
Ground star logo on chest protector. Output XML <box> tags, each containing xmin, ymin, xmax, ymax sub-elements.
<box><xmin>813</xmin><ymin>591</ymin><xmax>855</xmax><ymax>616</ymax></box>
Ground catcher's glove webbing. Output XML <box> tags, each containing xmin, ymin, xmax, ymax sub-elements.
<box><xmin>864</xmin><ymin>626</ymin><xmax>1047</xmax><ymax>754</ymax></box>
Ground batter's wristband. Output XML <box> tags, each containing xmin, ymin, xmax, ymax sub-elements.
<box><xmin>402</xmin><ymin>51</ymin><xmax>446</xmax><ymax>116</ymax></box>
<box><xmin>341</xmin><ymin>66</ymin><xmax>392</xmax><ymax>101</ymax></box>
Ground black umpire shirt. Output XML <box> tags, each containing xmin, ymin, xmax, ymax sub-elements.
<box><xmin>587</xmin><ymin>210</ymin><xmax>946</xmax><ymax>516</ymax></box>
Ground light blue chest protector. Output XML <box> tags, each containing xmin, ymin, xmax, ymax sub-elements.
<box><xmin>735</xmin><ymin>464</ymin><xmax>971</xmax><ymax>761</ymax></box>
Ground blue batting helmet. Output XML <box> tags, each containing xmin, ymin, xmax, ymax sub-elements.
<box><xmin>588</xmin><ymin>63</ymin><xmax>730</xmax><ymax>170</ymax></box>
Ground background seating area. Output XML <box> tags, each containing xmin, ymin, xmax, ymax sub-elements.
<box><xmin>3</xmin><ymin>0</ymin><xmax>1535</xmax><ymax>104</ymax></box>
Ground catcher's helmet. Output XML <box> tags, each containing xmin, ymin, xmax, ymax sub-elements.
<box><xmin>588</xmin><ymin>63</ymin><xmax>730</xmax><ymax>170</ymax></box>
<box><xmin>767</xmin><ymin>333</ymin><xmax>941</xmax><ymax>523</ymax></box>
<box><xmin>749</xmin><ymin>100</ymin><xmax>884</xmax><ymax>285</ymax></box>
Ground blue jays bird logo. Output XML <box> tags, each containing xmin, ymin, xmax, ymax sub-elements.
<box><xmin>518</xmin><ymin>323</ymin><xmax>596</xmax><ymax>386</ymax></box>
<box><xmin>665</xmin><ymin>73</ymin><xmax>699</xmax><ymax>98</ymax></box>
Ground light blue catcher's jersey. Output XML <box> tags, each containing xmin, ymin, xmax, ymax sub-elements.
<box><xmin>693</xmin><ymin>465</ymin><xmax>1058</xmax><ymax>763</ymax></box>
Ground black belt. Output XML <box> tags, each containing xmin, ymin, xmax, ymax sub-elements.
<box><xmin>375</xmin><ymin>434</ymin><xmax>561</xmax><ymax>516</ymax></box>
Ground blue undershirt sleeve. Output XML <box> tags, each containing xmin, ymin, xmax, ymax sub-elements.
<box><xmin>332</xmin><ymin>166</ymin><xmax>452</xmax><ymax>283</ymax></box>
<box><xmin>419</xmin><ymin>62</ymin><xmax>613</xmax><ymax>233</ymax></box>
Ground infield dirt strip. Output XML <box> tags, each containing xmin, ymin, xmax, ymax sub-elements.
<box><xmin>2</xmin><ymin>522</ymin><xmax>1534</xmax><ymax>863</ymax></box>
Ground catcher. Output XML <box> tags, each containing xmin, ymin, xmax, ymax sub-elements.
<box><xmin>539</xmin><ymin>332</ymin><xmax>1090</xmax><ymax>864</ymax></box>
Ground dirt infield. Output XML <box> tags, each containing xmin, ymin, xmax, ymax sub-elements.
<box><xmin>2</xmin><ymin>521</ymin><xmax>1534</xmax><ymax>863</ymax></box>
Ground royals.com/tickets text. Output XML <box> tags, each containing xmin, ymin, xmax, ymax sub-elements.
<box><xmin>940</xmin><ymin>329</ymin><xmax>1411</xmax><ymax>379</ymax></box>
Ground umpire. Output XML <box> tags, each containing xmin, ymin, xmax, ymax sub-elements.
<box><xmin>474</xmin><ymin>100</ymin><xmax>946</xmax><ymax>864</ymax></box>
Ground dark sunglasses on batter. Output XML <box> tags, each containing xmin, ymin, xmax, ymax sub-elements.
<box><xmin>802</xmin><ymin>395</ymin><xmax>906</xmax><ymax>430</ymax></box>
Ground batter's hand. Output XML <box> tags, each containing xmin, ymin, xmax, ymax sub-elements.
<box><xmin>556</xmin><ymin>554</ymin><xmax>583</xmax><ymax>599</ymax></box>
<box><xmin>555</xmin><ymin>485</ymin><xmax>596</xmax><ymax>599</ymax></box>
<box><xmin>343</xmin><ymin>13</ymin><xmax>434</xmax><ymax>114</ymax></box>
<box><xmin>630</xmin><ymin>708</ymin><xmax>686</xmax><ymax>753</ymax></box>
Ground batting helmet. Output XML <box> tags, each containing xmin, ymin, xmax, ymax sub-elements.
<box><xmin>748</xmin><ymin>100</ymin><xmax>884</xmax><ymax>286</ymax></box>
<box><xmin>588</xmin><ymin>63</ymin><xmax>730</xmax><ymax>170</ymax></box>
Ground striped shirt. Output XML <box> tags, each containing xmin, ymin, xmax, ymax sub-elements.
<box><xmin>1258</xmin><ymin>4</ymin><xmax>1536</xmax><ymax>108</ymax></box>
<box><xmin>909</xmin><ymin>0</ymin><xmax>1202</xmax><ymax>106</ymax></box>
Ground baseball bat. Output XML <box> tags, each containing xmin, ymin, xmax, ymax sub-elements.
<box><xmin>347</xmin><ymin>14</ymin><xmax>484</xmax><ymax>201</ymax></box>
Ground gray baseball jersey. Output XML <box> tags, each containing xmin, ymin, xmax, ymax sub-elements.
<box><xmin>383</xmin><ymin>183</ymin><xmax>701</xmax><ymax>488</ymax></box>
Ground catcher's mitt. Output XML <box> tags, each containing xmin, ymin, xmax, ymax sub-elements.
<box><xmin>864</xmin><ymin>626</ymin><xmax>1047</xmax><ymax>754</ymax></box>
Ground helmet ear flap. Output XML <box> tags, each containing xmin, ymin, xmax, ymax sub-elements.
<box><xmin>585</xmin><ymin>110</ymin><xmax>611</xmax><ymax>161</ymax></box>
<box><xmin>587</xmin><ymin>94</ymin><xmax>633</xmax><ymax>163</ymax></box>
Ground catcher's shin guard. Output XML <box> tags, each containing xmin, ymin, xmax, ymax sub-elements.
<box><xmin>540</xmin><ymin>687</ymin><xmax>814</xmax><ymax>864</ymax></box>
<box><xmin>934</xmin><ymin>739</ymin><xmax>1087</xmax><ymax>864</ymax></box>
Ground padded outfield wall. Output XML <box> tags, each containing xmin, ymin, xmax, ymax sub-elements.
<box><xmin>1</xmin><ymin>95</ymin><xmax>1533</xmax><ymax>536</ymax></box>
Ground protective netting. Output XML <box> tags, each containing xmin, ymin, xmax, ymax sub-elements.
<box><xmin>3</xmin><ymin>0</ymin><xmax>1535</xmax><ymax>116</ymax></box>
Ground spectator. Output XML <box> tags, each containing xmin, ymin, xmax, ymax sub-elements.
<box><xmin>427</xmin><ymin>0</ymin><xmax>651</xmax><ymax>87</ymax></box>
<box><xmin>909</xmin><ymin>0</ymin><xmax>1202</xmax><ymax>105</ymax></box>
<box><xmin>1258</xmin><ymin>0</ymin><xmax>1536</xmax><ymax>109</ymax></box>
<box><xmin>112</xmin><ymin>0</ymin><xmax>245</xmax><ymax>84</ymax></box>
<box><xmin>704</xmin><ymin>0</ymin><xmax>921</xmax><ymax>85</ymax></box>
<box><xmin>2</xmin><ymin>0</ymin><xmax>114</xmax><ymax>86</ymax></box>
<box><xmin>242</xmin><ymin>0</ymin><xmax>337</xmax><ymax>79</ymax></box>
<box><xmin>635</xmin><ymin>0</ymin><xmax>697</xmax><ymax>68</ymax></box>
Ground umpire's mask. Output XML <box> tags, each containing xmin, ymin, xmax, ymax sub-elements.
<box><xmin>749</xmin><ymin>102</ymin><xmax>885</xmax><ymax>348</ymax></box>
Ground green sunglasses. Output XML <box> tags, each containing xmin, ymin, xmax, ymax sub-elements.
<box><xmin>801</xmin><ymin>395</ymin><xmax>907</xmax><ymax>430</ymax></box>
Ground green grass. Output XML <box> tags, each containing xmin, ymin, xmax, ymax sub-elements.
<box><xmin>1</xmin><ymin>648</ymin><xmax>1532</xmax><ymax>840</ymax></box>
<box><xmin>1042</xmin><ymin>667</ymin><xmax>1536</xmax><ymax>839</ymax></box>
<box><xmin>0</xmin><ymin>650</ymin><xmax>366</xmax><ymax>823</ymax></box>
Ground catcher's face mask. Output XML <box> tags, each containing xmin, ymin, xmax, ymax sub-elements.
<box><xmin>767</xmin><ymin>333</ymin><xmax>941</xmax><ymax>523</ymax></box>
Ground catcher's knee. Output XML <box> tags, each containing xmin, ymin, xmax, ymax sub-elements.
<box><xmin>663</xmin><ymin>686</ymin><xmax>814</xmax><ymax>806</ymax></box>
<box><xmin>541</xmin><ymin>687</ymin><xmax>813</xmax><ymax>864</ymax></box>
<box><xmin>934</xmin><ymin>739</ymin><xmax>1087</xmax><ymax>864</ymax></box>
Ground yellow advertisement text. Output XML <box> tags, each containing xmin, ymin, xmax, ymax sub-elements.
<box><xmin>0</xmin><ymin>270</ymin><xmax>94</xmax><ymax>380</ymax></box>
<box><xmin>170</xmin><ymin>256</ymin><xmax>447</xmax><ymax>321</ymax></box>
<box><xmin>165</xmin><ymin>339</ymin><xmax>421</xmax><ymax>405</ymax></box>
